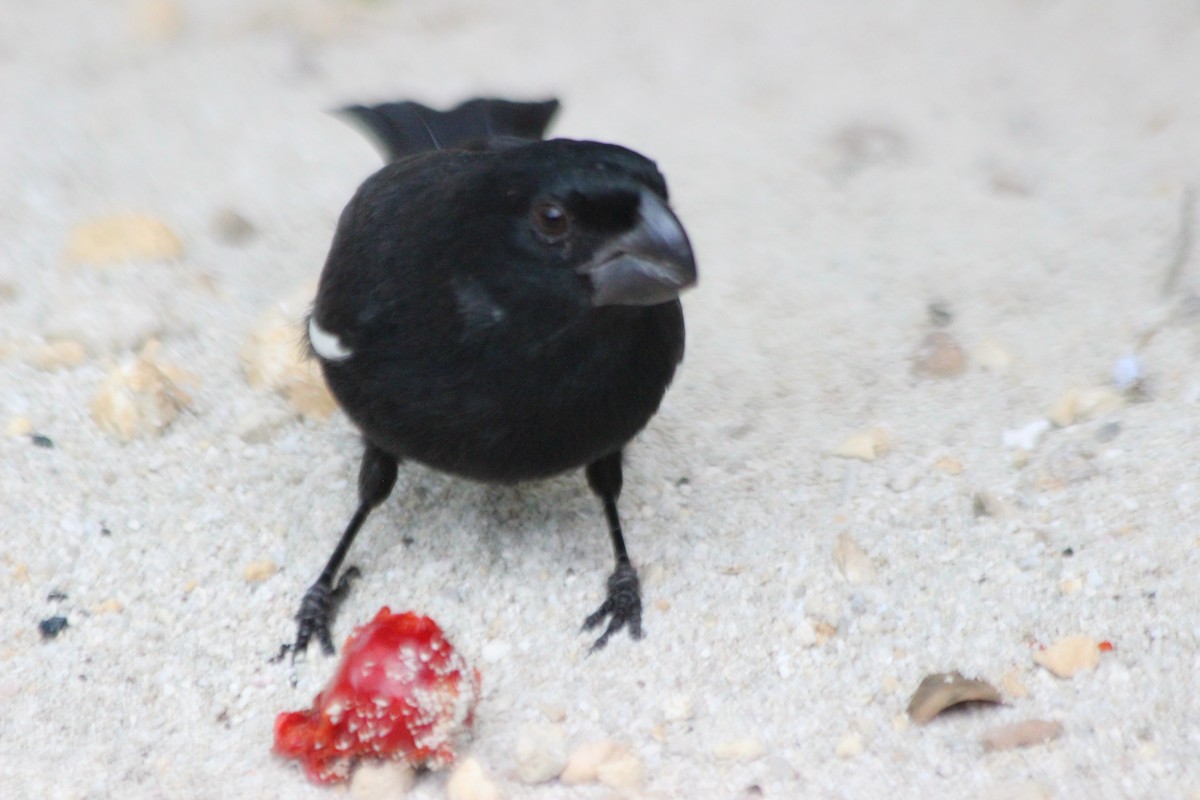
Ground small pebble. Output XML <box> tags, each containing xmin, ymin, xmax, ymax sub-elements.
<box><xmin>829</xmin><ymin>123</ymin><xmax>909</xmax><ymax>175</ymax></box>
<box><xmin>887</xmin><ymin>465</ymin><xmax>921</xmax><ymax>492</ymax></box>
<box><xmin>211</xmin><ymin>208</ymin><xmax>257</xmax><ymax>245</ymax></box>
<box><xmin>92</xmin><ymin>599</ymin><xmax>124</xmax><ymax>615</ymax></box>
<box><xmin>561</xmin><ymin>739</ymin><xmax>617</xmax><ymax>785</ymax></box>
<box><xmin>981</xmin><ymin>719</ymin><xmax>1063</xmax><ymax>752</ymax></box>
<box><xmin>91</xmin><ymin>340</ymin><xmax>195</xmax><ymax>441</ymax></box>
<box><xmin>712</xmin><ymin>737</ymin><xmax>766</xmax><ymax>762</ymax></box>
<box><xmin>562</xmin><ymin>740</ymin><xmax>617</xmax><ymax>786</ymax></box>
<box><xmin>540</xmin><ymin>703</ymin><xmax>566</xmax><ymax>723</ymax></box>
<box><xmin>794</xmin><ymin>617</ymin><xmax>818</xmax><ymax>647</ymax></box>
<box><xmin>480</xmin><ymin>639</ymin><xmax>511</xmax><ymax>663</ymax></box>
<box><xmin>932</xmin><ymin>455</ymin><xmax>963</xmax><ymax>475</ymax></box>
<box><xmin>912</xmin><ymin>331</ymin><xmax>967</xmax><ymax>378</ymax></box>
<box><xmin>972</xmin><ymin>491</ymin><xmax>1008</xmax><ymax>518</ymax></box>
<box><xmin>927</xmin><ymin>301</ymin><xmax>953</xmax><ymax>327</ymax></box>
<box><xmin>812</xmin><ymin>620</ymin><xmax>837</xmax><ymax>644</ymax></box>
<box><xmin>1002</xmin><ymin>419</ymin><xmax>1050</xmax><ymax>450</ymax></box>
<box><xmin>662</xmin><ymin>692</ymin><xmax>694</xmax><ymax>722</ymax></box>
<box><xmin>242</xmin><ymin>560</ymin><xmax>277</xmax><ymax>583</ymax></box>
<box><xmin>65</xmin><ymin>213</ymin><xmax>183</xmax><ymax>265</ymax></box>
<box><xmin>31</xmin><ymin>433</ymin><xmax>54</xmax><ymax>449</ymax></box>
<box><xmin>1059</xmin><ymin>577</ymin><xmax>1083</xmax><ymax>595</ymax></box>
<box><xmin>834</xmin><ymin>733</ymin><xmax>863</xmax><ymax>759</ymax></box>
<box><xmin>1047</xmin><ymin>387</ymin><xmax>1124</xmax><ymax>427</ymax></box>
<box><xmin>833</xmin><ymin>428</ymin><xmax>890</xmax><ymax>461</ymax></box>
<box><xmin>132</xmin><ymin>0</ymin><xmax>184</xmax><ymax>43</ymax></box>
<box><xmin>348</xmin><ymin>760</ymin><xmax>414</xmax><ymax>799</ymax></box>
<box><xmin>595</xmin><ymin>744</ymin><xmax>642</xmax><ymax>790</ymax></box>
<box><xmin>39</xmin><ymin>616</ymin><xmax>69</xmax><ymax>639</ymax></box>
<box><xmin>5</xmin><ymin>416</ymin><xmax>33</xmax><ymax>438</ymax></box>
<box><xmin>446</xmin><ymin>757</ymin><xmax>498</xmax><ymax>800</ymax></box>
<box><xmin>1033</xmin><ymin>635</ymin><xmax>1100</xmax><ymax>678</ymax></box>
<box><xmin>832</xmin><ymin>533</ymin><xmax>876</xmax><ymax>584</ymax></box>
<box><xmin>1112</xmin><ymin>353</ymin><xmax>1142</xmax><ymax>391</ymax></box>
<box><xmin>1034</xmin><ymin>446</ymin><xmax>1099</xmax><ymax>488</ymax></box>
<box><xmin>513</xmin><ymin>723</ymin><xmax>567</xmax><ymax>784</ymax></box>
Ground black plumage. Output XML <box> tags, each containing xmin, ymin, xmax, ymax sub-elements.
<box><xmin>287</xmin><ymin>97</ymin><xmax>696</xmax><ymax>657</ymax></box>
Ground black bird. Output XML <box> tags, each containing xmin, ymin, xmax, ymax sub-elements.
<box><xmin>288</xmin><ymin>97</ymin><xmax>696</xmax><ymax>657</ymax></box>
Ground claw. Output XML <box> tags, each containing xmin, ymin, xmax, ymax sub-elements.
<box><xmin>582</xmin><ymin>560</ymin><xmax>643</xmax><ymax>653</ymax></box>
<box><xmin>280</xmin><ymin>567</ymin><xmax>362</xmax><ymax>662</ymax></box>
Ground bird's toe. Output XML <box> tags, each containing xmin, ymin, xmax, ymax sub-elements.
<box><xmin>582</xmin><ymin>560</ymin><xmax>643</xmax><ymax>652</ymax></box>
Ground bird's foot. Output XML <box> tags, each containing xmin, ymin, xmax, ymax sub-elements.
<box><xmin>582</xmin><ymin>559</ymin><xmax>643</xmax><ymax>653</ymax></box>
<box><xmin>274</xmin><ymin>567</ymin><xmax>361</xmax><ymax>662</ymax></box>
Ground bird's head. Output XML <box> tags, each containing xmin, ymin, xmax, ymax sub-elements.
<box><xmin>479</xmin><ymin>139</ymin><xmax>698</xmax><ymax>308</ymax></box>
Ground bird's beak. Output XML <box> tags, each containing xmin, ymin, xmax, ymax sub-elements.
<box><xmin>580</xmin><ymin>190</ymin><xmax>697</xmax><ymax>307</ymax></box>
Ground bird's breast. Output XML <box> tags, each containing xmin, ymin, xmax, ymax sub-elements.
<box><xmin>321</xmin><ymin>305</ymin><xmax>682</xmax><ymax>483</ymax></box>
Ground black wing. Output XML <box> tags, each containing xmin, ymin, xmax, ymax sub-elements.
<box><xmin>339</xmin><ymin>97</ymin><xmax>560</xmax><ymax>162</ymax></box>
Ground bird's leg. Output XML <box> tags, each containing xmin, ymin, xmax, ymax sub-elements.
<box><xmin>284</xmin><ymin>442</ymin><xmax>398</xmax><ymax>659</ymax></box>
<box><xmin>581</xmin><ymin>450</ymin><xmax>643</xmax><ymax>652</ymax></box>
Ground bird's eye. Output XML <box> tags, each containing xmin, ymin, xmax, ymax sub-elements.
<box><xmin>531</xmin><ymin>202</ymin><xmax>569</xmax><ymax>243</ymax></box>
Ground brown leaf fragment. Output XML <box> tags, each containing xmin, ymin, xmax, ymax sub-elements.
<box><xmin>907</xmin><ymin>671</ymin><xmax>1003</xmax><ymax>724</ymax></box>
<box><xmin>981</xmin><ymin>719</ymin><xmax>1063</xmax><ymax>751</ymax></box>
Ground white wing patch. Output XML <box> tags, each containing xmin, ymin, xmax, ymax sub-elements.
<box><xmin>308</xmin><ymin>316</ymin><xmax>353</xmax><ymax>361</ymax></box>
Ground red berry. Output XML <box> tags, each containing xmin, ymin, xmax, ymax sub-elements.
<box><xmin>274</xmin><ymin>608</ymin><xmax>481</xmax><ymax>784</ymax></box>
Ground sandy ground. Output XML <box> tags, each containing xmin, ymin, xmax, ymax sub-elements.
<box><xmin>4</xmin><ymin>1</ymin><xmax>1200</xmax><ymax>797</ymax></box>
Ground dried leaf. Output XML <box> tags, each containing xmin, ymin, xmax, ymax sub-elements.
<box><xmin>907</xmin><ymin>671</ymin><xmax>1003</xmax><ymax>724</ymax></box>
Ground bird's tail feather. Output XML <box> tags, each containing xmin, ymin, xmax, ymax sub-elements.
<box><xmin>339</xmin><ymin>97</ymin><xmax>560</xmax><ymax>162</ymax></box>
